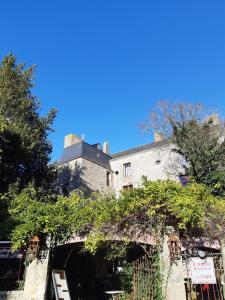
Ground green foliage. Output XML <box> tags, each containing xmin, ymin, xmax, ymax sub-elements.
<box><xmin>0</xmin><ymin>54</ymin><xmax>56</xmax><ymax>193</ymax></box>
<box><xmin>152</xmin><ymin>248</ymin><xmax>164</xmax><ymax>300</ymax></box>
<box><xmin>146</xmin><ymin>101</ymin><xmax>225</xmax><ymax>196</ymax></box>
<box><xmin>0</xmin><ymin>54</ymin><xmax>57</xmax><ymax>241</ymax></box>
<box><xmin>7</xmin><ymin>184</ymin><xmax>82</xmax><ymax>250</ymax></box>
<box><xmin>171</xmin><ymin>117</ymin><xmax>225</xmax><ymax>196</ymax></box>
<box><xmin>9</xmin><ymin>179</ymin><xmax>225</xmax><ymax>254</ymax></box>
<box><xmin>118</xmin><ymin>263</ymin><xmax>133</xmax><ymax>294</ymax></box>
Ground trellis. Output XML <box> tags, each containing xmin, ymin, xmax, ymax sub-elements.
<box><xmin>131</xmin><ymin>247</ymin><xmax>161</xmax><ymax>300</ymax></box>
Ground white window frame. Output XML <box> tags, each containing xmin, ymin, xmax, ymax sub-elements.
<box><xmin>123</xmin><ymin>162</ymin><xmax>131</xmax><ymax>178</ymax></box>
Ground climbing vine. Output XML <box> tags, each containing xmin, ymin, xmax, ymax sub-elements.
<box><xmin>7</xmin><ymin>179</ymin><xmax>225</xmax><ymax>253</ymax></box>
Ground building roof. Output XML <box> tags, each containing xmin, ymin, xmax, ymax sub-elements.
<box><xmin>58</xmin><ymin>141</ymin><xmax>112</xmax><ymax>170</ymax></box>
<box><xmin>111</xmin><ymin>139</ymin><xmax>168</xmax><ymax>159</ymax></box>
<box><xmin>58</xmin><ymin>139</ymin><xmax>168</xmax><ymax>167</ymax></box>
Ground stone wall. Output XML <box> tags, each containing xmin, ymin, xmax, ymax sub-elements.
<box><xmin>110</xmin><ymin>144</ymin><xmax>182</xmax><ymax>195</ymax></box>
<box><xmin>81</xmin><ymin>158</ymin><xmax>112</xmax><ymax>192</ymax></box>
<box><xmin>161</xmin><ymin>234</ymin><xmax>186</xmax><ymax>300</ymax></box>
<box><xmin>22</xmin><ymin>250</ymin><xmax>50</xmax><ymax>300</ymax></box>
<box><xmin>66</xmin><ymin>157</ymin><xmax>112</xmax><ymax>193</ymax></box>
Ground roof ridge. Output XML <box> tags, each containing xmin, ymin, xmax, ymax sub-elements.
<box><xmin>112</xmin><ymin>139</ymin><xmax>168</xmax><ymax>159</ymax></box>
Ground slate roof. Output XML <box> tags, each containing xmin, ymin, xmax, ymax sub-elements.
<box><xmin>111</xmin><ymin>139</ymin><xmax>168</xmax><ymax>159</ymax></box>
<box><xmin>58</xmin><ymin>139</ymin><xmax>168</xmax><ymax>168</ymax></box>
<box><xmin>58</xmin><ymin>141</ymin><xmax>112</xmax><ymax>170</ymax></box>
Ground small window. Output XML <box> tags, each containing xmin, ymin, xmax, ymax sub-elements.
<box><xmin>123</xmin><ymin>162</ymin><xmax>131</xmax><ymax>178</ymax></box>
<box><xmin>123</xmin><ymin>184</ymin><xmax>133</xmax><ymax>191</ymax></box>
<box><xmin>106</xmin><ymin>171</ymin><xmax>111</xmax><ymax>186</ymax></box>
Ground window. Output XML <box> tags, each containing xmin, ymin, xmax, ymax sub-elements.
<box><xmin>123</xmin><ymin>162</ymin><xmax>131</xmax><ymax>178</ymax></box>
<box><xmin>106</xmin><ymin>171</ymin><xmax>111</xmax><ymax>186</ymax></box>
<box><xmin>123</xmin><ymin>184</ymin><xmax>133</xmax><ymax>191</ymax></box>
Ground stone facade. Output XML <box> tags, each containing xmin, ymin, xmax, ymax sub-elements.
<box><xmin>58</xmin><ymin>134</ymin><xmax>183</xmax><ymax>196</ymax></box>
<box><xmin>81</xmin><ymin>158</ymin><xmax>112</xmax><ymax>193</ymax></box>
<box><xmin>110</xmin><ymin>143</ymin><xmax>180</xmax><ymax>195</ymax></box>
<box><xmin>65</xmin><ymin>157</ymin><xmax>112</xmax><ymax>193</ymax></box>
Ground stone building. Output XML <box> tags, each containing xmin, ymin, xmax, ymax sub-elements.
<box><xmin>58</xmin><ymin>134</ymin><xmax>112</xmax><ymax>194</ymax></box>
<box><xmin>58</xmin><ymin>133</ymin><xmax>180</xmax><ymax>196</ymax></box>
<box><xmin>1</xmin><ymin>133</ymin><xmax>224</xmax><ymax>300</ymax></box>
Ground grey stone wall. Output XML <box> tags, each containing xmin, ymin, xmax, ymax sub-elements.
<box><xmin>80</xmin><ymin>158</ymin><xmax>112</xmax><ymax>192</ymax></box>
<box><xmin>65</xmin><ymin>157</ymin><xmax>113</xmax><ymax>193</ymax></box>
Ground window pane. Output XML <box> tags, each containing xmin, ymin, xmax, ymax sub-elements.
<box><xmin>123</xmin><ymin>163</ymin><xmax>131</xmax><ymax>177</ymax></box>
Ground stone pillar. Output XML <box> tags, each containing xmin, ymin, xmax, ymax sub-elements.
<box><xmin>23</xmin><ymin>250</ymin><xmax>50</xmax><ymax>300</ymax></box>
<box><xmin>161</xmin><ymin>234</ymin><xmax>186</xmax><ymax>300</ymax></box>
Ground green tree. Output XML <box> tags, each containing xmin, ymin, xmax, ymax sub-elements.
<box><xmin>0</xmin><ymin>54</ymin><xmax>57</xmax><ymax>240</ymax></box>
<box><xmin>143</xmin><ymin>101</ymin><xmax>225</xmax><ymax>196</ymax></box>
<box><xmin>0</xmin><ymin>54</ymin><xmax>56</xmax><ymax>193</ymax></box>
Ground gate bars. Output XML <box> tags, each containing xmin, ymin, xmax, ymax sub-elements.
<box><xmin>183</xmin><ymin>253</ymin><xmax>224</xmax><ymax>300</ymax></box>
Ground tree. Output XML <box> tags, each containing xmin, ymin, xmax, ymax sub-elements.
<box><xmin>142</xmin><ymin>101</ymin><xmax>225</xmax><ymax>196</ymax></box>
<box><xmin>0</xmin><ymin>54</ymin><xmax>56</xmax><ymax>193</ymax></box>
<box><xmin>0</xmin><ymin>54</ymin><xmax>57</xmax><ymax>240</ymax></box>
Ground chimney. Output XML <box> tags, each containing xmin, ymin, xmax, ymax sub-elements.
<box><xmin>64</xmin><ymin>134</ymin><xmax>82</xmax><ymax>148</ymax></box>
<box><xmin>103</xmin><ymin>141</ymin><xmax>110</xmax><ymax>154</ymax></box>
<box><xmin>154</xmin><ymin>132</ymin><xmax>164</xmax><ymax>142</ymax></box>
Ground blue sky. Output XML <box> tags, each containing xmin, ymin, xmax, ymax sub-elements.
<box><xmin>0</xmin><ymin>0</ymin><xmax>225</xmax><ymax>161</ymax></box>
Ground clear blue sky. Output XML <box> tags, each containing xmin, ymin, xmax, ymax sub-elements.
<box><xmin>0</xmin><ymin>0</ymin><xmax>225</xmax><ymax>161</ymax></box>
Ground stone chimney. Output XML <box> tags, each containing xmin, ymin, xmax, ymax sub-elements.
<box><xmin>103</xmin><ymin>141</ymin><xmax>110</xmax><ymax>154</ymax></box>
<box><xmin>64</xmin><ymin>134</ymin><xmax>82</xmax><ymax>148</ymax></box>
<box><xmin>154</xmin><ymin>132</ymin><xmax>164</xmax><ymax>142</ymax></box>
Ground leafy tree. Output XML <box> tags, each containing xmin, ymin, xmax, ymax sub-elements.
<box><xmin>143</xmin><ymin>101</ymin><xmax>225</xmax><ymax>196</ymax></box>
<box><xmin>0</xmin><ymin>54</ymin><xmax>56</xmax><ymax>193</ymax></box>
<box><xmin>0</xmin><ymin>54</ymin><xmax>57</xmax><ymax>240</ymax></box>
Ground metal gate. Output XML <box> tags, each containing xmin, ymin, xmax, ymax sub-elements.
<box><xmin>184</xmin><ymin>254</ymin><xmax>224</xmax><ymax>300</ymax></box>
<box><xmin>132</xmin><ymin>247</ymin><xmax>161</xmax><ymax>300</ymax></box>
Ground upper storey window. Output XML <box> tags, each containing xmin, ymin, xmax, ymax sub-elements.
<box><xmin>106</xmin><ymin>171</ymin><xmax>111</xmax><ymax>186</ymax></box>
<box><xmin>123</xmin><ymin>162</ymin><xmax>131</xmax><ymax>178</ymax></box>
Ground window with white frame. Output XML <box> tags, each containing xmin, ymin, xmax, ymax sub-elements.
<box><xmin>123</xmin><ymin>162</ymin><xmax>131</xmax><ymax>178</ymax></box>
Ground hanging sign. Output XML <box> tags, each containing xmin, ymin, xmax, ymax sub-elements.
<box><xmin>189</xmin><ymin>257</ymin><xmax>217</xmax><ymax>284</ymax></box>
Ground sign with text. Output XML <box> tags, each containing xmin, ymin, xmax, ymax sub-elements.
<box><xmin>189</xmin><ymin>257</ymin><xmax>217</xmax><ymax>284</ymax></box>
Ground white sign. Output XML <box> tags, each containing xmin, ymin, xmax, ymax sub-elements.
<box><xmin>189</xmin><ymin>257</ymin><xmax>217</xmax><ymax>284</ymax></box>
